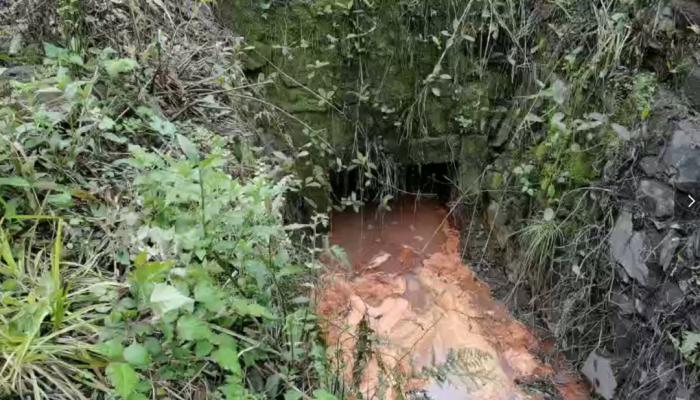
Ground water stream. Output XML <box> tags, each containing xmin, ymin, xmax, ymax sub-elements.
<box><xmin>317</xmin><ymin>196</ymin><xmax>589</xmax><ymax>400</ymax></box>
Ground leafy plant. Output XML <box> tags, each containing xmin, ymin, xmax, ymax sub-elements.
<box><xmin>670</xmin><ymin>331</ymin><xmax>700</xmax><ymax>367</ymax></box>
<box><xmin>0</xmin><ymin>34</ymin><xmax>332</xmax><ymax>399</ymax></box>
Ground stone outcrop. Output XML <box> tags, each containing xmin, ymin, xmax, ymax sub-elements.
<box><xmin>605</xmin><ymin>90</ymin><xmax>700</xmax><ymax>399</ymax></box>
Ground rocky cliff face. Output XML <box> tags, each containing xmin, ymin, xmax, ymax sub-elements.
<box><xmin>601</xmin><ymin>89</ymin><xmax>700</xmax><ymax>399</ymax></box>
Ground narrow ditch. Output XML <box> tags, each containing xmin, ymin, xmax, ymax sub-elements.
<box><xmin>317</xmin><ymin>169</ymin><xmax>589</xmax><ymax>399</ymax></box>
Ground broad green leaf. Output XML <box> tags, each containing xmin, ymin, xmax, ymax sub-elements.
<box><xmin>103</xmin><ymin>58</ymin><xmax>138</xmax><ymax>78</ymax></box>
<box><xmin>680</xmin><ymin>331</ymin><xmax>700</xmax><ymax>357</ymax></box>
<box><xmin>212</xmin><ymin>346</ymin><xmax>241</xmax><ymax>376</ymax></box>
<box><xmin>43</xmin><ymin>42</ymin><xmax>68</xmax><ymax>59</ymax></box>
<box><xmin>143</xmin><ymin>337</ymin><xmax>162</xmax><ymax>356</ymax></box>
<box><xmin>0</xmin><ymin>177</ymin><xmax>30</xmax><ymax>188</ymax></box>
<box><xmin>102</xmin><ymin>131</ymin><xmax>129</xmax><ymax>144</ymax></box>
<box><xmin>149</xmin><ymin>116</ymin><xmax>176</xmax><ymax>136</ymax></box>
<box><xmin>213</xmin><ymin>334</ymin><xmax>237</xmax><ymax>348</ymax></box>
<box><xmin>177</xmin><ymin>134</ymin><xmax>199</xmax><ymax>160</ymax></box>
<box><xmin>195</xmin><ymin>340</ymin><xmax>214</xmax><ymax>357</ymax></box>
<box><xmin>176</xmin><ymin>315</ymin><xmax>213</xmax><ymax>341</ymax></box>
<box><xmin>219</xmin><ymin>380</ymin><xmax>247</xmax><ymax>400</ymax></box>
<box><xmin>99</xmin><ymin>116</ymin><xmax>116</xmax><ymax>130</ymax></box>
<box><xmin>149</xmin><ymin>284</ymin><xmax>193</xmax><ymax>316</ymax></box>
<box><xmin>123</xmin><ymin>342</ymin><xmax>150</xmax><ymax>366</ymax></box>
<box><xmin>313</xmin><ymin>389</ymin><xmax>338</xmax><ymax>400</ymax></box>
<box><xmin>96</xmin><ymin>339</ymin><xmax>124</xmax><ymax>360</ymax></box>
<box><xmin>194</xmin><ymin>281</ymin><xmax>224</xmax><ymax>312</ymax></box>
<box><xmin>106</xmin><ymin>362</ymin><xmax>139</xmax><ymax>399</ymax></box>
<box><xmin>131</xmin><ymin>260</ymin><xmax>172</xmax><ymax>287</ymax></box>
<box><xmin>284</xmin><ymin>389</ymin><xmax>303</xmax><ymax>400</ymax></box>
<box><xmin>67</xmin><ymin>54</ymin><xmax>84</xmax><ymax>66</ymax></box>
<box><xmin>46</xmin><ymin>192</ymin><xmax>73</xmax><ymax>207</ymax></box>
<box><xmin>231</xmin><ymin>298</ymin><xmax>275</xmax><ymax>319</ymax></box>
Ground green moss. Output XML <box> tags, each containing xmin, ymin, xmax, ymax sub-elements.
<box><xmin>272</xmin><ymin>88</ymin><xmax>326</xmax><ymax>113</ymax></box>
<box><xmin>216</xmin><ymin>0</ymin><xmax>517</xmax><ymax>171</ymax></box>
<box><xmin>461</xmin><ymin>135</ymin><xmax>488</xmax><ymax>158</ymax></box>
<box><xmin>568</xmin><ymin>151</ymin><xmax>596</xmax><ymax>184</ymax></box>
<box><xmin>533</xmin><ymin>143</ymin><xmax>548</xmax><ymax>161</ymax></box>
<box><xmin>485</xmin><ymin>171</ymin><xmax>505</xmax><ymax>191</ymax></box>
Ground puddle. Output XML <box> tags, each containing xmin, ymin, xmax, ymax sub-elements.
<box><xmin>317</xmin><ymin>197</ymin><xmax>589</xmax><ymax>400</ymax></box>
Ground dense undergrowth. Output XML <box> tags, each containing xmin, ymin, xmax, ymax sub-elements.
<box><xmin>0</xmin><ymin>1</ymin><xmax>338</xmax><ymax>399</ymax></box>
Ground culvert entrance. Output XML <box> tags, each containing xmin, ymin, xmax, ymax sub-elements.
<box><xmin>329</xmin><ymin>162</ymin><xmax>457</xmax><ymax>206</ymax></box>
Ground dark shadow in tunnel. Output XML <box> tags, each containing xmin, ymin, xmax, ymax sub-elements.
<box><xmin>330</xmin><ymin>162</ymin><xmax>457</xmax><ymax>205</ymax></box>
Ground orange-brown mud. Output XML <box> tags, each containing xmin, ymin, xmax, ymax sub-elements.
<box><xmin>316</xmin><ymin>197</ymin><xmax>589</xmax><ymax>400</ymax></box>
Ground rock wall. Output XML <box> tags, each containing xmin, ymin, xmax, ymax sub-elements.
<box><xmin>216</xmin><ymin>0</ymin><xmax>509</xmax><ymax>199</ymax></box>
<box><xmin>601</xmin><ymin>89</ymin><xmax>700</xmax><ymax>399</ymax></box>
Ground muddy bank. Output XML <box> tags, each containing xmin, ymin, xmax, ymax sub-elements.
<box><xmin>316</xmin><ymin>197</ymin><xmax>587</xmax><ymax>399</ymax></box>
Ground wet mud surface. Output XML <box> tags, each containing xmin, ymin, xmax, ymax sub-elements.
<box><xmin>317</xmin><ymin>197</ymin><xmax>589</xmax><ymax>400</ymax></box>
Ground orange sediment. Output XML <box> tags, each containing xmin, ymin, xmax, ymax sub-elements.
<box><xmin>316</xmin><ymin>197</ymin><xmax>589</xmax><ymax>400</ymax></box>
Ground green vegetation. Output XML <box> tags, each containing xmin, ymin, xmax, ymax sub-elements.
<box><xmin>0</xmin><ymin>42</ymin><xmax>327</xmax><ymax>400</ymax></box>
<box><xmin>3</xmin><ymin>0</ymin><xmax>700</xmax><ymax>398</ymax></box>
<box><xmin>0</xmin><ymin>1</ymin><xmax>335</xmax><ymax>399</ymax></box>
<box><xmin>222</xmin><ymin>0</ymin><xmax>699</xmax><ymax>380</ymax></box>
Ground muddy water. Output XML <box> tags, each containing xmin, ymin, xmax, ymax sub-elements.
<box><xmin>317</xmin><ymin>197</ymin><xmax>588</xmax><ymax>400</ymax></box>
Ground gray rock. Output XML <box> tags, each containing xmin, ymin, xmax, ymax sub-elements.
<box><xmin>683</xmin><ymin>66</ymin><xmax>700</xmax><ymax>110</ymax></box>
<box><xmin>658</xmin><ymin>231</ymin><xmax>680</xmax><ymax>271</ymax></box>
<box><xmin>459</xmin><ymin>135</ymin><xmax>488</xmax><ymax>195</ymax></box>
<box><xmin>662</xmin><ymin>120</ymin><xmax>700</xmax><ymax>193</ymax></box>
<box><xmin>639</xmin><ymin>156</ymin><xmax>661</xmax><ymax>177</ymax></box>
<box><xmin>609</xmin><ymin>211</ymin><xmax>650</xmax><ymax>286</ymax></box>
<box><xmin>406</xmin><ymin>135</ymin><xmax>461</xmax><ymax>164</ymax></box>
<box><xmin>673</xmin><ymin>0</ymin><xmax>700</xmax><ymax>27</ymax></box>
<box><xmin>582</xmin><ymin>351</ymin><xmax>617</xmax><ymax>400</ymax></box>
<box><xmin>674</xmin><ymin>387</ymin><xmax>692</xmax><ymax>400</ymax></box>
<box><xmin>689</xmin><ymin>228</ymin><xmax>700</xmax><ymax>259</ymax></box>
<box><xmin>490</xmin><ymin>111</ymin><xmax>513</xmax><ymax>147</ymax></box>
<box><xmin>610</xmin><ymin>293</ymin><xmax>635</xmax><ymax>315</ymax></box>
<box><xmin>0</xmin><ymin>66</ymin><xmax>35</xmax><ymax>83</ymax></box>
<box><xmin>636</xmin><ymin>179</ymin><xmax>675</xmax><ymax>218</ymax></box>
<box><xmin>485</xmin><ymin>201</ymin><xmax>511</xmax><ymax>248</ymax></box>
<box><xmin>34</xmin><ymin>87</ymin><xmax>64</xmax><ymax>105</ymax></box>
<box><xmin>8</xmin><ymin>33</ymin><xmax>23</xmax><ymax>55</ymax></box>
<box><xmin>659</xmin><ymin>281</ymin><xmax>684</xmax><ymax>310</ymax></box>
<box><xmin>610</xmin><ymin>313</ymin><xmax>637</xmax><ymax>353</ymax></box>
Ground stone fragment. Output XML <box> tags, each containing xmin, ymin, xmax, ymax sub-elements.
<box><xmin>658</xmin><ymin>231</ymin><xmax>681</xmax><ymax>271</ymax></box>
<box><xmin>639</xmin><ymin>156</ymin><xmax>661</xmax><ymax>177</ymax></box>
<box><xmin>662</xmin><ymin>120</ymin><xmax>700</xmax><ymax>193</ymax></box>
<box><xmin>366</xmin><ymin>251</ymin><xmax>391</xmax><ymax>270</ymax></box>
<box><xmin>610</xmin><ymin>293</ymin><xmax>635</xmax><ymax>315</ymax></box>
<box><xmin>459</xmin><ymin>135</ymin><xmax>488</xmax><ymax>195</ymax></box>
<box><xmin>490</xmin><ymin>111</ymin><xmax>512</xmax><ymax>147</ymax></box>
<box><xmin>609</xmin><ymin>211</ymin><xmax>650</xmax><ymax>286</ymax></box>
<box><xmin>682</xmin><ymin>65</ymin><xmax>700</xmax><ymax>110</ymax></box>
<box><xmin>659</xmin><ymin>281</ymin><xmax>684</xmax><ymax>310</ymax></box>
<box><xmin>689</xmin><ymin>228</ymin><xmax>700</xmax><ymax>259</ymax></box>
<box><xmin>486</xmin><ymin>201</ymin><xmax>511</xmax><ymax>248</ymax></box>
<box><xmin>34</xmin><ymin>87</ymin><xmax>64</xmax><ymax>105</ymax></box>
<box><xmin>406</xmin><ymin>135</ymin><xmax>461</xmax><ymax>164</ymax></box>
<box><xmin>636</xmin><ymin>179</ymin><xmax>675</xmax><ymax>218</ymax></box>
<box><xmin>582</xmin><ymin>351</ymin><xmax>616</xmax><ymax>400</ymax></box>
<box><xmin>673</xmin><ymin>0</ymin><xmax>700</xmax><ymax>27</ymax></box>
<box><xmin>0</xmin><ymin>65</ymin><xmax>35</xmax><ymax>83</ymax></box>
